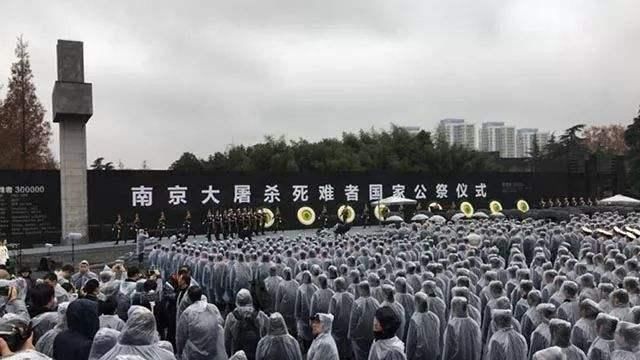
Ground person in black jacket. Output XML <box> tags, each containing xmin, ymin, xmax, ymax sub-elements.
<box><xmin>53</xmin><ymin>298</ymin><xmax>99</xmax><ymax>360</ymax></box>
<box><xmin>156</xmin><ymin>274</ymin><xmax>180</xmax><ymax>350</ymax></box>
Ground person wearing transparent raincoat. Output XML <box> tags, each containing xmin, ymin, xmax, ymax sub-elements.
<box><xmin>570</xmin><ymin>299</ymin><xmax>601</xmax><ymax>354</ymax></box>
<box><xmin>275</xmin><ymin>267</ymin><xmax>299</xmax><ymax>337</ymax></box>
<box><xmin>35</xmin><ymin>301</ymin><xmax>69</xmax><ymax>357</ymax></box>
<box><xmin>328</xmin><ymin>277</ymin><xmax>355</xmax><ymax>360</ymax></box>
<box><xmin>368</xmin><ymin>306</ymin><xmax>406</xmax><ymax>360</ymax></box>
<box><xmin>485</xmin><ymin>309</ymin><xmax>527</xmax><ymax>360</ymax></box>
<box><xmin>405</xmin><ymin>292</ymin><xmax>440</xmax><ymax>360</ymax></box>
<box><xmin>98</xmin><ymin>305</ymin><xmax>176</xmax><ymax>360</ymax></box>
<box><xmin>88</xmin><ymin>328</ymin><xmax>120</xmax><ymax>360</ymax></box>
<box><xmin>349</xmin><ymin>281</ymin><xmax>381</xmax><ymax>360</ymax></box>
<box><xmin>587</xmin><ymin>313</ymin><xmax>618</xmax><ymax>360</ymax></box>
<box><xmin>610</xmin><ymin>321</ymin><xmax>640</xmax><ymax>360</ymax></box>
<box><xmin>176</xmin><ymin>286</ymin><xmax>226</xmax><ymax>360</ymax></box>
<box><xmin>307</xmin><ymin>313</ymin><xmax>340</xmax><ymax>360</ymax></box>
<box><xmin>442</xmin><ymin>297</ymin><xmax>482</xmax><ymax>360</ymax></box>
<box><xmin>255</xmin><ymin>312</ymin><xmax>302</xmax><ymax>360</ymax></box>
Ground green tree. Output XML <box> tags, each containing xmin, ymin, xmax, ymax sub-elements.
<box><xmin>0</xmin><ymin>35</ymin><xmax>54</xmax><ymax>169</ymax></box>
<box><xmin>90</xmin><ymin>157</ymin><xmax>114</xmax><ymax>170</ymax></box>
<box><xmin>169</xmin><ymin>152</ymin><xmax>204</xmax><ymax>172</ymax></box>
<box><xmin>625</xmin><ymin>106</ymin><xmax>640</xmax><ymax>195</ymax></box>
<box><xmin>168</xmin><ymin>127</ymin><xmax>500</xmax><ymax>174</ymax></box>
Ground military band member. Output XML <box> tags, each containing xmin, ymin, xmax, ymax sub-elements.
<box><xmin>215</xmin><ymin>209</ymin><xmax>223</xmax><ymax>240</ymax></box>
<box><xmin>586</xmin><ymin>198</ymin><xmax>593</xmax><ymax>206</ymax></box>
<box><xmin>222</xmin><ymin>209</ymin><xmax>230</xmax><ymax>240</ymax></box>
<box><xmin>234</xmin><ymin>208</ymin><xmax>241</xmax><ymax>238</ymax></box>
<box><xmin>183</xmin><ymin>210</ymin><xmax>194</xmax><ymax>240</ymax></box>
<box><xmin>579</xmin><ymin>197</ymin><xmax>586</xmax><ymax>206</ymax></box>
<box><xmin>318</xmin><ymin>206</ymin><xmax>328</xmax><ymax>231</ymax></box>
<box><xmin>129</xmin><ymin>213</ymin><xmax>142</xmax><ymax>240</ymax></box>
<box><xmin>539</xmin><ymin>199</ymin><xmax>547</xmax><ymax>209</ymax></box>
<box><xmin>113</xmin><ymin>214</ymin><xmax>124</xmax><ymax>245</ymax></box>
<box><xmin>570</xmin><ymin>197</ymin><xmax>578</xmax><ymax>207</ymax></box>
<box><xmin>274</xmin><ymin>207</ymin><xmax>283</xmax><ymax>233</ymax></box>
<box><xmin>157</xmin><ymin>211</ymin><xmax>167</xmax><ymax>240</ymax></box>
<box><xmin>203</xmin><ymin>209</ymin><xmax>214</xmax><ymax>242</ymax></box>
<box><xmin>338</xmin><ymin>205</ymin><xmax>348</xmax><ymax>225</ymax></box>
<box><xmin>361</xmin><ymin>204</ymin><xmax>370</xmax><ymax>228</ymax></box>
<box><xmin>257</xmin><ymin>208</ymin><xmax>266</xmax><ymax>235</ymax></box>
<box><xmin>227</xmin><ymin>209</ymin><xmax>235</xmax><ymax>239</ymax></box>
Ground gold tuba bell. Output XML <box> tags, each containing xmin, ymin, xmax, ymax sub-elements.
<box><xmin>297</xmin><ymin>206</ymin><xmax>316</xmax><ymax>226</ymax></box>
<box><xmin>374</xmin><ymin>204</ymin><xmax>389</xmax><ymax>221</ymax></box>
<box><xmin>489</xmin><ymin>200</ymin><xmax>503</xmax><ymax>215</ymax></box>
<box><xmin>460</xmin><ymin>201</ymin><xmax>474</xmax><ymax>218</ymax></box>
<box><xmin>337</xmin><ymin>205</ymin><xmax>356</xmax><ymax>224</ymax></box>
<box><xmin>517</xmin><ymin>199</ymin><xmax>530</xmax><ymax>213</ymax></box>
<box><xmin>261</xmin><ymin>208</ymin><xmax>275</xmax><ymax>228</ymax></box>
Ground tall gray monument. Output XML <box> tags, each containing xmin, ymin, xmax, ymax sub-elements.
<box><xmin>52</xmin><ymin>40</ymin><xmax>93</xmax><ymax>244</ymax></box>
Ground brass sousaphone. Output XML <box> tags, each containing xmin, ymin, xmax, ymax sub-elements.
<box><xmin>337</xmin><ymin>205</ymin><xmax>356</xmax><ymax>224</ymax></box>
<box><xmin>460</xmin><ymin>201</ymin><xmax>474</xmax><ymax>218</ymax></box>
<box><xmin>489</xmin><ymin>200</ymin><xmax>503</xmax><ymax>215</ymax></box>
<box><xmin>261</xmin><ymin>208</ymin><xmax>275</xmax><ymax>228</ymax></box>
<box><xmin>517</xmin><ymin>199</ymin><xmax>530</xmax><ymax>213</ymax></box>
<box><xmin>297</xmin><ymin>206</ymin><xmax>316</xmax><ymax>226</ymax></box>
<box><xmin>374</xmin><ymin>204</ymin><xmax>389</xmax><ymax>221</ymax></box>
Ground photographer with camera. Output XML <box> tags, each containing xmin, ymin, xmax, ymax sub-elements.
<box><xmin>0</xmin><ymin>276</ymin><xmax>28</xmax><ymax>319</ymax></box>
<box><xmin>0</xmin><ymin>314</ymin><xmax>50</xmax><ymax>359</ymax></box>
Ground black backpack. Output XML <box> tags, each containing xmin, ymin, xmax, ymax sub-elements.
<box><xmin>231</xmin><ymin>308</ymin><xmax>260</xmax><ymax>360</ymax></box>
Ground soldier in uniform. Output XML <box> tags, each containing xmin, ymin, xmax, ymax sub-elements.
<box><xmin>133</xmin><ymin>213</ymin><xmax>142</xmax><ymax>232</ymax></box>
<box><xmin>539</xmin><ymin>198</ymin><xmax>547</xmax><ymax>209</ymax></box>
<box><xmin>214</xmin><ymin>209</ymin><xmax>223</xmax><ymax>241</ymax></box>
<box><xmin>579</xmin><ymin>197</ymin><xmax>586</xmax><ymax>206</ymax></box>
<box><xmin>258</xmin><ymin>208</ymin><xmax>266</xmax><ymax>235</ymax></box>
<box><xmin>113</xmin><ymin>214</ymin><xmax>124</xmax><ymax>245</ymax></box>
<box><xmin>222</xmin><ymin>209</ymin><xmax>230</xmax><ymax>240</ymax></box>
<box><xmin>228</xmin><ymin>208</ymin><xmax>236</xmax><ymax>239</ymax></box>
<box><xmin>183</xmin><ymin>210</ymin><xmax>194</xmax><ymax>240</ymax></box>
<box><xmin>318</xmin><ymin>205</ymin><xmax>328</xmax><ymax>232</ymax></box>
<box><xmin>248</xmin><ymin>208</ymin><xmax>256</xmax><ymax>236</ymax></box>
<box><xmin>203</xmin><ymin>209</ymin><xmax>214</xmax><ymax>242</ymax></box>
<box><xmin>274</xmin><ymin>207</ymin><xmax>283</xmax><ymax>233</ymax></box>
<box><xmin>157</xmin><ymin>211</ymin><xmax>167</xmax><ymax>240</ymax></box>
<box><xmin>361</xmin><ymin>204</ymin><xmax>370</xmax><ymax>228</ymax></box>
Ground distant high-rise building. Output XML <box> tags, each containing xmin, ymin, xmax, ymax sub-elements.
<box><xmin>536</xmin><ymin>132</ymin><xmax>551</xmax><ymax>150</ymax></box>
<box><xmin>395</xmin><ymin>125</ymin><xmax>422</xmax><ymax>135</ymax></box>
<box><xmin>480</xmin><ymin>122</ymin><xmax>504</xmax><ymax>152</ymax></box>
<box><xmin>480</xmin><ymin>122</ymin><xmax>516</xmax><ymax>158</ymax></box>
<box><xmin>437</xmin><ymin>119</ymin><xmax>476</xmax><ymax>149</ymax></box>
<box><xmin>516</xmin><ymin>129</ymin><xmax>552</xmax><ymax>157</ymax></box>
<box><xmin>516</xmin><ymin>128</ymin><xmax>538</xmax><ymax>157</ymax></box>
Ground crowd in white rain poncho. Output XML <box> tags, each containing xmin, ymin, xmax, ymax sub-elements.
<box><xmin>1</xmin><ymin>211</ymin><xmax>640</xmax><ymax>360</ymax></box>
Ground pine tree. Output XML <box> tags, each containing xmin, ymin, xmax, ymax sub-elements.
<box><xmin>0</xmin><ymin>35</ymin><xmax>54</xmax><ymax>169</ymax></box>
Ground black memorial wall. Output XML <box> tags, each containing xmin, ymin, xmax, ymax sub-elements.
<box><xmin>0</xmin><ymin>170</ymin><xmax>61</xmax><ymax>247</ymax></box>
<box><xmin>0</xmin><ymin>169</ymin><xmax>597</xmax><ymax>245</ymax></box>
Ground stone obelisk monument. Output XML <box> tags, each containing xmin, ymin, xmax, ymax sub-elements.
<box><xmin>52</xmin><ymin>40</ymin><xmax>93</xmax><ymax>244</ymax></box>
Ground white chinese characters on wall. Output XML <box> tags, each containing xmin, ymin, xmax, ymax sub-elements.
<box><xmin>130</xmin><ymin>182</ymin><xmax>489</xmax><ymax>206</ymax></box>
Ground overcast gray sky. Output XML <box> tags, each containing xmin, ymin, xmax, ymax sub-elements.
<box><xmin>1</xmin><ymin>0</ymin><xmax>639</xmax><ymax>169</ymax></box>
